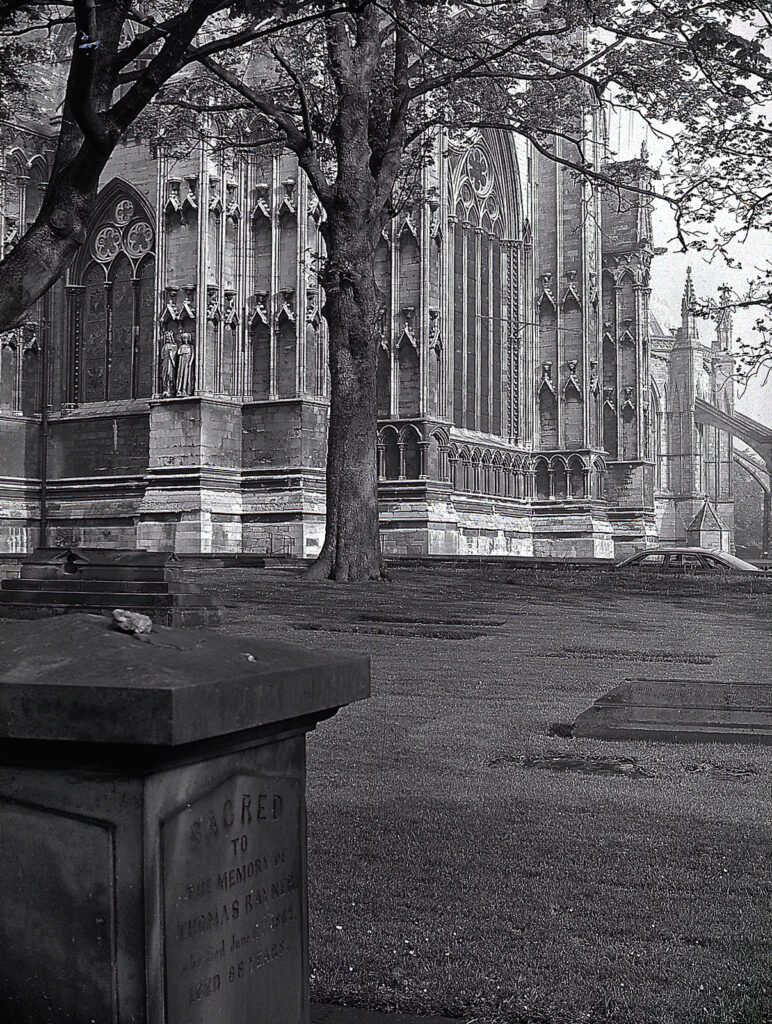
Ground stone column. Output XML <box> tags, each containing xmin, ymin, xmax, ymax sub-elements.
<box><xmin>418</xmin><ymin>439</ymin><xmax>430</xmax><ymax>479</ymax></box>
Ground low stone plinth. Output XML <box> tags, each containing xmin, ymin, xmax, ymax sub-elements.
<box><xmin>573</xmin><ymin>677</ymin><xmax>772</xmax><ymax>745</ymax></box>
<box><xmin>0</xmin><ymin>548</ymin><xmax>221</xmax><ymax>625</ymax></box>
<box><xmin>0</xmin><ymin>614</ymin><xmax>370</xmax><ymax>1023</ymax></box>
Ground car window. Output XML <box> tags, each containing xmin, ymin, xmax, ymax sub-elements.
<box><xmin>638</xmin><ymin>553</ymin><xmax>666</xmax><ymax>566</ymax></box>
<box><xmin>701</xmin><ymin>555</ymin><xmax>726</xmax><ymax>570</ymax></box>
<box><xmin>667</xmin><ymin>553</ymin><xmax>703</xmax><ymax>569</ymax></box>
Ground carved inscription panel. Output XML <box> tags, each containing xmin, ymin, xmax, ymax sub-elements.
<box><xmin>162</xmin><ymin>775</ymin><xmax>304</xmax><ymax>1024</ymax></box>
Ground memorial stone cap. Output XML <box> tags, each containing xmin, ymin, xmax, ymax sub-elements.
<box><xmin>0</xmin><ymin>614</ymin><xmax>370</xmax><ymax>746</ymax></box>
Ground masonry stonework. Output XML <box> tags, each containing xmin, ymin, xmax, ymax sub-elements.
<box><xmin>0</xmin><ymin>117</ymin><xmax>753</xmax><ymax>558</ymax></box>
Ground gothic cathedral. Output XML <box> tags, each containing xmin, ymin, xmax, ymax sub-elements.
<box><xmin>0</xmin><ymin>118</ymin><xmax>738</xmax><ymax>558</ymax></box>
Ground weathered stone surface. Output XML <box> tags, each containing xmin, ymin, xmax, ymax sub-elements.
<box><xmin>113</xmin><ymin>608</ymin><xmax>153</xmax><ymax>634</ymax></box>
<box><xmin>573</xmin><ymin>677</ymin><xmax>772</xmax><ymax>745</ymax></box>
<box><xmin>0</xmin><ymin>614</ymin><xmax>369</xmax><ymax>1024</ymax></box>
<box><xmin>162</xmin><ymin>773</ymin><xmax>304</xmax><ymax>1024</ymax></box>
<box><xmin>0</xmin><ymin>547</ymin><xmax>220</xmax><ymax>626</ymax></box>
<box><xmin>0</xmin><ymin>614</ymin><xmax>370</xmax><ymax>745</ymax></box>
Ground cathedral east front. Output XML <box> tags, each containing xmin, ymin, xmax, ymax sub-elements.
<box><xmin>0</xmin><ymin>121</ymin><xmax>746</xmax><ymax>559</ymax></box>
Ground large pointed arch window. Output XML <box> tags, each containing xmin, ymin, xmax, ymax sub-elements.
<box><xmin>71</xmin><ymin>183</ymin><xmax>156</xmax><ymax>402</ymax></box>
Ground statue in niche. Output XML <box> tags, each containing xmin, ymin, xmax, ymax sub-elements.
<box><xmin>159</xmin><ymin>330</ymin><xmax>178</xmax><ymax>397</ymax></box>
<box><xmin>589</xmin><ymin>360</ymin><xmax>600</xmax><ymax>396</ymax></box>
<box><xmin>175</xmin><ymin>332</ymin><xmax>195</xmax><ymax>396</ymax></box>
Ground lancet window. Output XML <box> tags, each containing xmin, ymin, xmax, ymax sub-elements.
<box><xmin>450</xmin><ymin>142</ymin><xmax>516</xmax><ymax>437</ymax></box>
<box><xmin>69</xmin><ymin>183</ymin><xmax>156</xmax><ymax>403</ymax></box>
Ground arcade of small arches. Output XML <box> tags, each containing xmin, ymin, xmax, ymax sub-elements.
<box><xmin>377</xmin><ymin>424</ymin><xmax>608</xmax><ymax>501</ymax></box>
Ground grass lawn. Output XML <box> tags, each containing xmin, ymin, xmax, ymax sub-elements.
<box><xmin>201</xmin><ymin>564</ymin><xmax>772</xmax><ymax>1024</ymax></box>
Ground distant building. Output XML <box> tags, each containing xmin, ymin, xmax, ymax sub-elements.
<box><xmin>1</xmin><ymin>108</ymin><xmax>768</xmax><ymax>558</ymax></box>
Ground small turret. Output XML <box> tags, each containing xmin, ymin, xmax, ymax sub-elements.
<box><xmin>715</xmin><ymin>283</ymin><xmax>733</xmax><ymax>352</ymax></box>
<box><xmin>680</xmin><ymin>267</ymin><xmax>699</xmax><ymax>340</ymax></box>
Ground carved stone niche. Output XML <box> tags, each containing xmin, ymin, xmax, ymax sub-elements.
<box><xmin>0</xmin><ymin>615</ymin><xmax>369</xmax><ymax>1024</ymax></box>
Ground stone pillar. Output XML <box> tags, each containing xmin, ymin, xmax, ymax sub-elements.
<box><xmin>418</xmin><ymin>439</ymin><xmax>430</xmax><ymax>479</ymax></box>
<box><xmin>0</xmin><ymin>615</ymin><xmax>369</xmax><ymax>1024</ymax></box>
<box><xmin>548</xmin><ymin>467</ymin><xmax>556</xmax><ymax>500</ymax></box>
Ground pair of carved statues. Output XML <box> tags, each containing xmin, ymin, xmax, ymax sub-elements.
<box><xmin>159</xmin><ymin>330</ymin><xmax>195</xmax><ymax>397</ymax></box>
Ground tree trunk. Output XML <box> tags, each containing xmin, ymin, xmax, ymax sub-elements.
<box><xmin>0</xmin><ymin>0</ymin><xmax>128</xmax><ymax>330</ymax></box>
<box><xmin>306</xmin><ymin>224</ymin><xmax>384</xmax><ymax>582</ymax></box>
<box><xmin>0</xmin><ymin>149</ymin><xmax>104</xmax><ymax>330</ymax></box>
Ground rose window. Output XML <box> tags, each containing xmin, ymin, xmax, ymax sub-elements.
<box><xmin>124</xmin><ymin>221</ymin><xmax>153</xmax><ymax>257</ymax></box>
<box><xmin>92</xmin><ymin>225</ymin><xmax>122</xmax><ymax>262</ymax></box>
<box><xmin>114</xmin><ymin>199</ymin><xmax>135</xmax><ymax>225</ymax></box>
<box><xmin>467</xmin><ymin>149</ymin><xmax>491</xmax><ymax>196</ymax></box>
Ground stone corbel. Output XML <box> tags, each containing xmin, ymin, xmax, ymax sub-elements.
<box><xmin>563</xmin><ymin>360</ymin><xmax>582</xmax><ymax>399</ymax></box>
<box><xmin>161</xmin><ymin>287</ymin><xmax>181</xmax><ymax>323</ymax></box>
<box><xmin>538</xmin><ymin>361</ymin><xmax>556</xmax><ymax>396</ymax></box>
<box><xmin>164</xmin><ymin>178</ymin><xmax>182</xmax><ymax>216</ymax></box>
<box><xmin>225</xmin><ymin>183</ymin><xmax>241</xmax><ymax>222</ymax></box>
<box><xmin>182</xmin><ymin>176</ymin><xmax>198</xmax><ymax>214</ymax></box>
<box><xmin>206</xmin><ymin>287</ymin><xmax>220</xmax><ymax>323</ymax></box>
<box><xmin>180</xmin><ymin>288</ymin><xmax>197</xmax><ymax>321</ymax></box>
<box><xmin>306</xmin><ymin>289</ymin><xmax>321</xmax><ymax>329</ymax></box>
<box><xmin>279</xmin><ymin>179</ymin><xmax>296</xmax><ymax>216</ymax></box>
<box><xmin>208</xmin><ymin>177</ymin><xmax>223</xmax><ymax>214</ymax></box>
<box><xmin>399</xmin><ymin>213</ymin><xmax>419</xmax><ymax>242</ymax></box>
<box><xmin>249</xmin><ymin>291</ymin><xmax>270</xmax><ymax>327</ymax></box>
<box><xmin>223</xmin><ymin>291</ymin><xmax>239</xmax><ymax>327</ymax></box>
<box><xmin>562</xmin><ymin>270</ymin><xmax>581</xmax><ymax>310</ymax></box>
<box><xmin>277</xmin><ymin>289</ymin><xmax>296</xmax><ymax>325</ymax></box>
<box><xmin>538</xmin><ymin>273</ymin><xmax>556</xmax><ymax>311</ymax></box>
<box><xmin>588</xmin><ymin>360</ymin><xmax>600</xmax><ymax>397</ymax></box>
<box><xmin>399</xmin><ymin>308</ymin><xmax>419</xmax><ymax>351</ymax></box>
<box><xmin>621</xmin><ymin>386</ymin><xmax>636</xmax><ymax>413</ymax></box>
<box><xmin>252</xmin><ymin>183</ymin><xmax>271</xmax><ymax>221</ymax></box>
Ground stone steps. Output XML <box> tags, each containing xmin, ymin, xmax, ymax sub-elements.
<box><xmin>0</xmin><ymin>578</ymin><xmax>201</xmax><ymax>594</ymax></box>
<box><xmin>0</xmin><ymin>548</ymin><xmax>221</xmax><ymax>627</ymax></box>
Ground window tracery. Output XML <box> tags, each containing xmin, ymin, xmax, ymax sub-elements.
<box><xmin>70</xmin><ymin>184</ymin><xmax>156</xmax><ymax>403</ymax></box>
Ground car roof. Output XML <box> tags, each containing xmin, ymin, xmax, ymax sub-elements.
<box><xmin>627</xmin><ymin>547</ymin><xmax>709</xmax><ymax>555</ymax></box>
<box><xmin>619</xmin><ymin>548</ymin><xmax>760</xmax><ymax>570</ymax></box>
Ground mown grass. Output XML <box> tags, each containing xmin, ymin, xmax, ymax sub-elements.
<box><xmin>201</xmin><ymin>564</ymin><xmax>772</xmax><ymax>1024</ymax></box>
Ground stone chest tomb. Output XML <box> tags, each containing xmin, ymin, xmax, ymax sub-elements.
<box><xmin>0</xmin><ymin>614</ymin><xmax>370</xmax><ymax>1023</ymax></box>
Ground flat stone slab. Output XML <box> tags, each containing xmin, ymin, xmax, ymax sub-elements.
<box><xmin>0</xmin><ymin>613</ymin><xmax>370</xmax><ymax>746</ymax></box>
<box><xmin>573</xmin><ymin>677</ymin><xmax>772</xmax><ymax>745</ymax></box>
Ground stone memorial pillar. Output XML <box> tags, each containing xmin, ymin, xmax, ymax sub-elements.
<box><xmin>0</xmin><ymin>614</ymin><xmax>370</xmax><ymax>1024</ymax></box>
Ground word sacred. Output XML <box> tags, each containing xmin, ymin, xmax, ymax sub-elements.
<box><xmin>188</xmin><ymin>790</ymin><xmax>283</xmax><ymax>850</ymax></box>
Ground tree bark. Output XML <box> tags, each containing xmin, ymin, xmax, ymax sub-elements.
<box><xmin>306</xmin><ymin>218</ymin><xmax>385</xmax><ymax>581</ymax></box>
<box><xmin>0</xmin><ymin>0</ymin><xmax>127</xmax><ymax>330</ymax></box>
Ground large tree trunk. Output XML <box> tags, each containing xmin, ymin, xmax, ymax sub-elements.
<box><xmin>0</xmin><ymin>1</ymin><xmax>129</xmax><ymax>330</ymax></box>
<box><xmin>306</xmin><ymin>221</ymin><xmax>384</xmax><ymax>582</ymax></box>
<box><xmin>0</xmin><ymin>142</ymin><xmax>105</xmax><ymax>330</ymax></box>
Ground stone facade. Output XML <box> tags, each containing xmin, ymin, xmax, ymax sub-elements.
<box><xmin>0</xmin><ymin>116</ymin><xmax>739</xmax><ymax>558</ymax></box>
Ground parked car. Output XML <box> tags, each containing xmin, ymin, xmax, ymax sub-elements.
<box><xmin>614</xmin><ymin>547</ymin><xmax>762</xmax><ymax>574</ymax></box>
